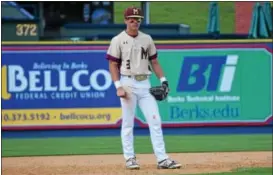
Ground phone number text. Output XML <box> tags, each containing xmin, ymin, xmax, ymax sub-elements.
<box><xmin>2</xmin><ymin>113</ymin><xmax>51</xmax><ymax>121</ymax></box>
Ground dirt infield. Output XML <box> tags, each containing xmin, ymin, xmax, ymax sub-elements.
<box><xmin>2</xmin><ymin>151</ymin><xmax>272</xmax><ymax>175</ymax></box>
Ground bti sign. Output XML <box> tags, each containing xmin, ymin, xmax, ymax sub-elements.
<box><xmin>177</xmin><ymin>55</ymin><xmax>238</xmax><ymax>92</ymax></box>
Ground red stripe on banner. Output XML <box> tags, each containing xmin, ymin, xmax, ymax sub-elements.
<box><xmin>1</xmin><ymin>119</ymin><xmax>123</xmax><ymax>131</ymax></box>
<box><xmin>135</xmin><ymin>116</ymin><xmax>273</xmax><ymax>128</ymax></box>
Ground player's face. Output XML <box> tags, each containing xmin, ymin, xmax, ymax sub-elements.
<box><xmin>125</xmin><ymin>17</ymin><xmax>141</xmax><ymax>31</ymax></box>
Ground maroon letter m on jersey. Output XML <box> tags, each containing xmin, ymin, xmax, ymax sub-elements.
<box><xmin>141</xmin><ymin>47</ymin><xmax>148</xmax><ymax>60</ymax></box>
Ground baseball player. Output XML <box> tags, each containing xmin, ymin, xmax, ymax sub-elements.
<box><xmin>106</xmin><ymin>6</ymin><xmax>181</xmax><ymax>170</ymax></box>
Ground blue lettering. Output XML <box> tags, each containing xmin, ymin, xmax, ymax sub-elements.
<box><xmin>169</xmin><ymin>105</ymin><xmax>240</xmax><ymax>120</ymax></box>
<box><xmin>170</xmin><ymin>106</ymin><xmax>182</xmax><ymax>119</ymax></box>
<box><xmin>177</xmin><ymin>56</ymin><xmax>226</xmax><ymax>92</ymax></box>
<box><xmin>221</xmin><ymin>104</ymin><xmax>230</xmax><ymax>118</ymax></box>
<box><xmin>207</xmin><ymin>58</ymin><xmax>226</xmax><ymax>91</ymax></box>
<box><xmin>177</xmin><ymin>57</ymin><xmax>208</xmax><ymax>92</ymax></box>
<box><xmin>200</xmin><ymin>108</ymin><xmax>210</xmax><ymax>118</ymax></box>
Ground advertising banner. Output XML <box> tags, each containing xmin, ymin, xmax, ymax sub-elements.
<box><xmin>136</xmin><ymin>46</ymin><xmax>272</xmax><ymax>127</ymax></box>
<box><xmin>1</xmin><ymin>49</ymin><xmax>122</xmax><ymax>130</ymax></box>
<box><xmin>2</xmin><ymin>42</ymin><xmax>272</xmax><ymax>130</ymax></box>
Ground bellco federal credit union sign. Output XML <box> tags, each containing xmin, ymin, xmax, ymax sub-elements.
<box><xmin>1</xmin><ymin>43</ymin><xmax>273</xmax><ymax>130</ymax></box>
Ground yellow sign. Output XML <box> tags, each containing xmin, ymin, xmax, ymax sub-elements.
<box><xmin>2</xmin><ymin>108</ymin><xmax>122</xmax><ymax>126</ymax></box>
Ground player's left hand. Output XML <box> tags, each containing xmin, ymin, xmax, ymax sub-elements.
<box><xmin>149</xmin><ymin>81</ymin><xmax>170</xmax><ymax>101</ymax></box>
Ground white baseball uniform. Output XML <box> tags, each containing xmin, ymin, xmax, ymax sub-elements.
<box><xmin>106</xmin><ymin>30</ymin><xmax>169</xmax><ymax>162</ymax></box>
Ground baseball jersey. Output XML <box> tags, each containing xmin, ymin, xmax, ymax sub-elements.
<box><xmin>106</xmin><ymin>31</ymin><xmax>157</xmax><ymax>76</ymax></box>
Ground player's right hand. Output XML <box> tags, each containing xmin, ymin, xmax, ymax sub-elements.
<box><xmin>117</xmin><ymin>87</ymin><xmax>127</xmax><ymax>98</ymax></box>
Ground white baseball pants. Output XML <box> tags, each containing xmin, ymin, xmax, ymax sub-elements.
<box><xmin>119</xmin><ymin>75</ymin><xmax>169</xmax><ymax>162</ymax></box>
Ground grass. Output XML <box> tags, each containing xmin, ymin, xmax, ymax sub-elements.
<box><xmin>2</xmin><ymin>134</ymin><xmax>272</xmax><ymax>157</ymax></box>
<box><xmin>180</xmin><ymin>167</ymin><xmax>273</xmax><ymax>175</ymax></box>
<box><xmin>113</xmin><ymin>2</ymin><xmax>235</xmax><ymax>33</ymax></box>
